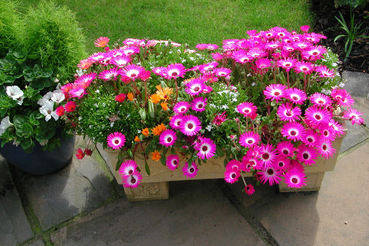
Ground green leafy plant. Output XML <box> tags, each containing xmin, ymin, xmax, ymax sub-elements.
<box><xmin>334</xmin><ymin>11</ymin><xmax>368</xmax><ymax>61</ymax></box>
<box><xmin>0</xmin><ymin>0</ymin><xmax>22</xmax><ymax>57</ymax></box>
<box><xmin>0</xmin><ymin>1</ymin><xmax>86</xmax><ymax>152</ymax></box>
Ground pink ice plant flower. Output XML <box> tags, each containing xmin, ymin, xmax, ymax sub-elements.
<box><xmin>236</xmin><ymin>102</ymin><xmax>257</xmax><ymax>119</ymax></box>
<box><xmin>226</xmin><ymin>160</ymin><xmax>242</xmax><ymax>172</ymax></box>
<box><xmin>185</xmin><ymin>78</ymin><xmax>205</xmax><ymax>96</ymax></box>
<box><xmin>273</xmin><ymin>156</ymin><xmax>291</xmax><ymax>170</ymax></box>
<box><xmin>169</xmin><ymin>114</ymin><xmax>183</xmax><ymax>129</ymax></box>
<box><xmin>123</xmin><ymin>171</ymin><xmax>142</xmax><ymax>188</ymax></box>
<box><xmin>191</xmin><ymin>97</ymin><xmax>207</xmax><ymax>112</ymax></box>
<box><xmin>214</xmin><ymin>67</ymin><xmax>232</xmax><ymax>77</ymax></box>
<box><xmin>244</xmin><ymin>184</ymin><xmax>255</xmax><ymax>195</ymax></box>
<box><xmin>94</xmin><ymin>37</ymin><xmax>109</xmax><ymax>47</ymax></box>
<box><xmin>305</xmin><ymin>106</ymin><xmax>332</xmax><ymax>127</ymax></box>
<box><xmin>264</xmin><ymin>84</ymin><xmax>286</xmax><ymax>102</ymax></box>
<box><xmin>239</xmin><ymin>131</ymin><xmax>260</xmax><ymax>148</ymax></box>
<box><xmin>119</xmin><ymin>160</ymin><xmax>138</xmax><ymax>176</ymax></box>
<box><xmin>99</xmin><ymin>68</ymin><xmax>120</xmax><ymax>81</ymax></box>
<box><xmin>166</xmin><ymin>155</ymin><xmax>180</xmax><ymax>170</ymax></box>
<box><xmin>258</xmin><ymin>165</ymin><xmax>281</xmax><ymax>185</ymax></box>
<box><xmin>197</xmin><ymin>137</ymin><xmax>216</xmax><ymax>160</ymax></box>
<box><xmin>277</xmin><ymin>58</ymin><xmax>296</xmax><ymax>72</ymax></box>
<box><xmin>232</xmin><ymin>50</ymin><xmax>252</xmax><ymax>64</ymax></box>
<box><xmin>164</xmin><ymin>63</ymin><xmax>186</xmax><ymax>80</ymax></box>
<box><xmin>159</xmin><ymin>129</ymin><xmax>177</xmax><ymax>147</ymax></box>
<box><xmin>182</xmin><ymin>162</ymin><xmax>198</xmax><ymax>178</ymax></box>
<box><xmin>180</xmin><ymin>115</ymin><xmax>202</xmax><ymax>136</ymax></box>
<box><xmin>255</xmin><ymin>58</ymin><xmax>271</xmax><ymax>69</ymax></box>
<box><xmin>212</xmin><ymin>112</ymin><xmax>228</xmax><ymax>126</ymax></box>
<box><xmin>309</xmin><ymin>92</ymin><xmax>332</xmax><ymax>108</ymax></box>
<box><xmin>317</xmin><ymin>139</ymin><xmax>336</xmax><ymax>159</ymax></box>
<box><xmin>120</xmin><ymin>64</ymin><xmax>146</xmax><ymax>82</ymax></box>
<box><xmin>173</xmin><ymin>101</ymin><xmax>190</xmax><ymax>114</ymax></box>
<box><xmin>110</xmin><ymin>55</ymin><xmax>131</xmax><ymax>67</ymax></box>
<box><xmin>277</xmin><ymin>103</ymin><xmax>302</xmax><ymax>122</ymax></box>
<box><xmin>284</xmin><ymin>168</ymin><xmax>307</xmax><ymax>188</ymax></box>
<box><xmin>75</xmin><ymin>73</ymin><xmax>96</xmax><ymax>88</ymax></box>
<box><xmin>276</xmin><ymin>141</ymin><xmax>296</xmax><ymax>157</ymax></box>
<box><xmin>107</xmin><ymin>132</ymin><xmax>126</xmax><ymax>150</ymax></box>
<box><xmin>343</xmin><ymin>108</ymin><xmax>364</xmax><ymax>125</ymax></box>
<box><xmin>285</xmin><ymin>88</ymin><xmax>307</xmax><ymax>105</ymax></box>
<box><xmin>224</xmin><ymin>169</ymin><xmax>240</xmax><ymax>184</ymax></box>
<box><xmin>297</xmin><ymin>144</ymin><xmax>317</xmax><ymax>165</ymax></box>
<box><xmin>329</xmin><ymin>120</ymin><xmax>345</xmax><ymax>137</ymax></box>
<box><xmin>315</xmin><ymin>65</ymin><xmax>335</xmax><ymax>78</ymax></box>
<box><xmin>331</xmin><ymin>88</ymin><xmax>355</xmax><ymax>107</ymax></box>
<box><xmin>258</xmin><ymin>144</ymin><xmax>277</xmax><ymax>167</ymax></box>
<box><xmin>302</xmin><ymin>129</ymin><xmax>320</xmax><ymax>147</ymax></box>
<box><xmin>281</xmin><ymin>122</ymin><xmax>305</xmax><ymax>141</ymax></box>
<box><xmin>294</xmin><ymin>61</ymin><xmax>314</xmax><ymax>74</ymax></box>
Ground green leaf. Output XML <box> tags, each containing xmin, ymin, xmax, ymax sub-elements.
<box><xmin>148</xmin><ymin>101</ymin><xmax>155</xmax><ymax>118</ymax></box>
<box><xmin>145</xmin><ymin>159</ymin><xmax>151</xmax><ymax>175</ymax></box>
<box><xmin>13</xmin><ymin>115</ymin><xmax>33</xmax><ymax>138</ymax></box>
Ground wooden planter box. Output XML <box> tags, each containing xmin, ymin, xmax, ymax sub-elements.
<box><xmin>96</xmin><ymin>137</ymin><xmax>343</xmax><ymax>201</ymax></box>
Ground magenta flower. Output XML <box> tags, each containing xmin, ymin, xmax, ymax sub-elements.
<box><xmin>75</xmin><ymin>73</ymin><xmax>96</xmax><ymax>88</ymax></box>
<box><xmin>273</xmin><ymin>156</ymin><xmax>291</xmax><ymax>170</ymax></box>
<box><xmin>226</xmin><ymin>160</ymin><xmax>242</xmax><ymax>172</ymax></box>
<box><xmin>180</xmin><ymin>115</ymin><xmax>202</xmax><ymax>136</ymax></box>
<box><xmin>173</xmin><ymin>101</ymin><xmax>190</xmax><ymax>114</ymax></box>
<box><xmin>277</xmin><ymin>58</ymin><xmax>296</xmax><ymax>72</ymax></box>
<box><xmin>309</xmin><ymin>93</ymin><xmax>332</xmax><ymax>108</ymax></box>
<box><xmin>297</xmin><ymin>144</ymin><xmax>317</xmax><ymax>166</ymax></box>
<box><xmin>236</xmin><ymin>102</ymin><xmax>257</xmax><ymax>119</ymax></box>
<box><xmin>255</xmin><ymin>58</ymin><xmax>271</xmax><ymax>69</ymax></box>
<box><xmin>164</xmin><ymin>63</ymin><xmax>186</xmax><ymax>79</ymax></box>
<box><xmin>343</xmin><ymin>108</ymin><xmax>364</xmax><ymax>125</ymax></box>
<box><xmin>110</xmin><ymin>55</ymin><xmax>131</xmax><ymax>67</ymax></box>
<box><xmin>329</xmin><ymin>120</ymin><xmax>345</xmax><ymax>137</ymax></box>
<box><xmin>224</xmin><ymin>169</ymin><xmax>240</xmax><ymax>184</ymax></box>
<box><xmin>214</xmin><ymin>67</ymin><xmax>232</xmax><ymax>77</ymax></box>
<box><xmin>120</xmin><ymin>64</ymin><xmax>145</xmax><ymax>81</ymax></box>
<box><xmin>119</xmin><ymin>160</ymin><xmax>138</xmax><ymax>176</ymax></box>
<box><xmin>159</xmin><ymin>129</ymin><xmax>177</xmax><ymax>147</ymax></box>
<box><xmin>197</xmin><ymin>137</ymin><xmax>216</xmax><ymax>160</ymax></box>
<box><xmin>264</xmin><ymin>84</ymin><xmax>286</xmax><ymax>102</ymax></box>
<box><xmin>257</xmin><ymin>166</ymin><xmax>281</xmax><ymax>185</ymax></box>
<box><xmin>276</xmin><ymin>141</ymin><xmax>296</xmax><ymax>157</ymax></box>
<box><xmin>199</xmin><ymin>62</ymin><xmax>218</xmax><ymax>74</ymax></box>
<box><xmin>277</xmin><ymin>103</ymin><xmax>301</xmax><ymax>122</ymax></box>
<box><xmin>182</xmin><ymin>162</ymin><xmax>198</xmax><ymax>178</ymax></box>
<box><xmin>191</xmin><ymin>97</ymin><xmax>207</xmax><ymax>112</ymax></box>
<box><xmin>281</xmin><ymin>122</ymin><xmax>305</xmax><ymax>141</ymax></box>
<box><xmin>169</xmin><ymin>115</ymin><xmax>183</xmax><ymax>130</ymax></box>
<box><xmin>185</xmin><ymin>78</ymin><xmax>205</xmax><ymax>96</ymax></box>
<box><xmin>300</xmin><ymin>25</ymin><xmax>310</xmax><ymax>33</ymax></box>
<box><xmin>107</xmin><ymin>132</ymin><xmax>126</xmax><ymax>150</ymax></box>
<box><xmin>294</xmin><ymin>61</ymin><xmax>314</xmax><ymax>74</ymax></box>
<box><xmin>239</xmin><ymin>131</ymin><xmax>260</xmax><ymax>148</ymax></box>
<box><xmin>285</xmin><ymin>88</ymin><xmax>307</xmax><ymax>105</ymax></box>
<box><xmin>331</xmin><ymin>88</ymin><xmax>355</xmax><ymax>107</ymax></box>
<box><xmin>305</xmin><ymin>106</ymin><xmax>332</xmax><ymax>127</ymax></box>
<box><xmin>284</xmin><ymin>168</ymin><xmax>306</xmax><ymax>188</ymax></box>
<box><xmin>232</xmin><ymin>50</ymin><xmax>252</xmax><ymax>64</ymax></box>
<box><xmin>244</xmin><ymin>184</ymin><xmax>255</xmax><ymax>195</ymax></box>
<box><xmin>259</xmin><ymin>144</ymin><xmax>277</xmax><ymax>167</ymax></box>
<box><xmin>99</xmin><ymin>68</ymin><xmax>120</xmax><ymax>81</ymax></box>
<box><xmin>317</xmin><ymin>139</ymin><xmax>336</xmax><ymax>159</ymax></box>
<box><xmin>122</xmin><ymin>171</ymin><xmax>142</xmax><ymax>188</ymax></box>
<box><xmin>315</xmin><ymin>65</ymin><xmax>335</xmax><ymax>78</ymax></box>
<box><xmin>212</xmin><ymin>111</ymin><xmax>228</xmax><ymax>126</ymax></box>
<box><xmin>301</xmin><ymin>129</ymin><xmax>320</xmax><ymax>147</ymax></box>
<box><xmin>120</xmin><ymin>46</ymin><xmax>140</xmax><ymax>56</ymax></box>
<box><xmin>166</xmin><ymin>155</ymin><xmax>179</xmax><ymax>170</ymax></box>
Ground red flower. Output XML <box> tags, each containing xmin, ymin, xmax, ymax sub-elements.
<box><xmin>115</xmin><ymin>93</ymin><xmax>126</xmax><ymax>103</ymax></box>
<box><xmin>55</xmin><ymin>106</ymin><xmax>65</xmax><ymax>116</ymax></box>
<box><xmin>84</xmin><ymin>148</ymin><xmax>92</xmax><ymax>156</ymax></box>
<box><xmin>75</xmin><ymin>148</ymin><xmax>85</xmax><ymax>160</ymax></box>
<box><xmin>65</xmin><ymin>101</ymin><xmax>76</xmax><ymax>112</ymax></box>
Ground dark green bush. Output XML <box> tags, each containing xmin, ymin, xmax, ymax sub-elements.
<box><xmin>23</xmin><ymin>1</ymin><xmax>86</xmax><ymax>81</ymax></box>
<box><xmin>0</xmin><ymin>0</ymin><xmax>23</xmax><ymax>57</ymax></box>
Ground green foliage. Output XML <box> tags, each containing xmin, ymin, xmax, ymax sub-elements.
<box><xmin>0</xmin><ymin>1</ymin><xmax>86</xmax><ymax>152</ymax></box>
<box><xmin>0</xmin><ymin>0</ymin><xmax>23</xmax><ymax>57</ymax></box>
<box><xmin>334</xmin><ymin>11</ymin><xmax>368</xmax><ymax>61</ymax></box>
<box><xmin>334</xmin><ymin>0</ymin><xmax>368</xmax><ymax>9</ymax></box>
<box><xmin>23</xmin><ymin>1</ymin><xmax>86</xmax><ymax>81</ymax></box>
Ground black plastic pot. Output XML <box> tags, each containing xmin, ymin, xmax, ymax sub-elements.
<box><xmin>0</xmin><ymin>136</ymin><xmax>75</xmax><ymax>175</ymax></box>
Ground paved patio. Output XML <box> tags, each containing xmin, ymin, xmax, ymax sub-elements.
<box><xmin>0</xmin><ymin>71</ymin><xmax>368</xmax><ymax>246</ymax></box>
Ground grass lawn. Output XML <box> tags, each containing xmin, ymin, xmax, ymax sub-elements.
<box><xmin>22</xmin><ymin>0</ymin><xmax>312</xmax><ymax>52</ymax></box>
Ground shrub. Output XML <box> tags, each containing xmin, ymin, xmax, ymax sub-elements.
<box><xmin>0</xmin><ymin>0</ymin><xmax>23</xmax><ymax>57</ymax></box>
<box><xmin>0</xmin><ymin>1</ymin><xmax>86</xmax><ymax>152</ymax></box>
<box><xmin>23</xmin><ymin>1</ymin><xmax>86</xmax><ymax>81</ymax></box>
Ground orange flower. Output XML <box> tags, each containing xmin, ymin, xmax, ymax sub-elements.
<box><xmin>152</xmin><ymin>123</ymin><xmax>166</xmax><ymax>136</ymax></box>
<box><xmin>127</xmin><ymin>92</ymin><xmax>134</xmax><ymax>101</ymax></box>
<box><xmin>134</xmin><ymin>136</ymin><xmax>141</xmax><ymax>142</ymax></box>
<box><xmin>142</xmin><ymin>128</ymin><xmax>150</xmax><ymax>136</ymax></box>
<box><xmin>160</xmin><ymin>102</ymin><xmax>168</xmax><ymax>111</ymax></box>
<box><xmin>151</xmin><ymin>150</ymin><xmax>161</xmax><ymax>161</ymax></box>
<box><xmin>156</xmin><ymin>85</ymin><xmax>173</xmax><ymax>101</ymax></box>
<box><xmin>149</xmin><ymin>94</ymin><xmax>161</xmax><ymax>104</ymax></box>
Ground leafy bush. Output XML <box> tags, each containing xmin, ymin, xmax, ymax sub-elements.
<box><xmin>0</xmin><ymin>0</ymin><xmax>22</xmax><ymax>57</ymax></box>
<box><xmin>23</xmin><ymin>1</ymin><xmax>86</xmax><ymax>81</ymax></box>
<box><xmin>0</xmin><ymin>1</ymin><xmax>86</xmax><ymax>152</ymax></box>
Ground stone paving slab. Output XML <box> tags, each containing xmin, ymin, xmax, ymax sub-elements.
<box><xmin>243</xmin><ymin>142</ymin><xmax>369</xmax><ymax>246</ymax></box>
<box><xmin>343</xmin><ymin>71</ymin><xmax>369</xmax><ymax>98</ymax></box>
<box><xmin>16</xmin><ymin>151</ymin><xmax>118</xmax><ymax>230</ymax></box>
<box><xmin>0</xmin><ymin>157</ymin><xmax>34</xmax><ymax>246</ymax></box>
<box><xmin>51</xmin><ymin>180</ymin><xmax>266</xmax><ymax>246</ymax></box>
<box><xmin>28</xmin><ymin>239</ymin><xmax>44</xmax><ymax>246</ymax></box>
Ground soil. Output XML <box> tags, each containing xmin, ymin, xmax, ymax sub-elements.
<box><xmin>311</xmin><ymin>0</ymin><xmax>369</xmax><ymax>73</ymax></box>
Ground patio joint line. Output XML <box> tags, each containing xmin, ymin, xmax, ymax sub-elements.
<box><xmin>218</xmin><ymin>181</ymin><xmax>280</xmax><ymax>246</ymax></box>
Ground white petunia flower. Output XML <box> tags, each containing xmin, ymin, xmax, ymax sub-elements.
<box><xmin>38</xmin><ymin>92</ymin><xmax>54</xmax><ymax>106</ymax></box>
<box><xmin>206</xmin><ymin>124</ymin><xmax>213</xmax><ymax>132</ymax></box>
<box><xmin>39</xmin><ymin>102</ymin><xmax>58</xmax><ymax>121</ymax></box>
<box><xmin>51</xmin><ymin>90</ymin><xmax>65</xmax><ymax>104</ymax></box>
<box><xmin>6</xmin><ymin>86</ymin><xmax>23</xmax><ymax>100</ymax></box>
<box><xmin>0</xmin><ymin>116</ymin><xmax>12</xmax><ymax>136</ymax></box>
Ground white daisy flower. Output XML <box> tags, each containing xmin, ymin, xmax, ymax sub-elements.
<box><xmin>39</xmin><ymin>102</ymin><xmax>58</xmax><ymax>121</ymax></box>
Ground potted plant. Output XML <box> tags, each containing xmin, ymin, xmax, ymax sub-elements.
<box><xmin>0</xmin><ymin>1</ymin><xmax>86</xmax><ymax>175</ymax></box>
<box><xmin>61</xmin><ymin>26</ymin><xmax>364</xmax><ymax>201</ymax></box>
